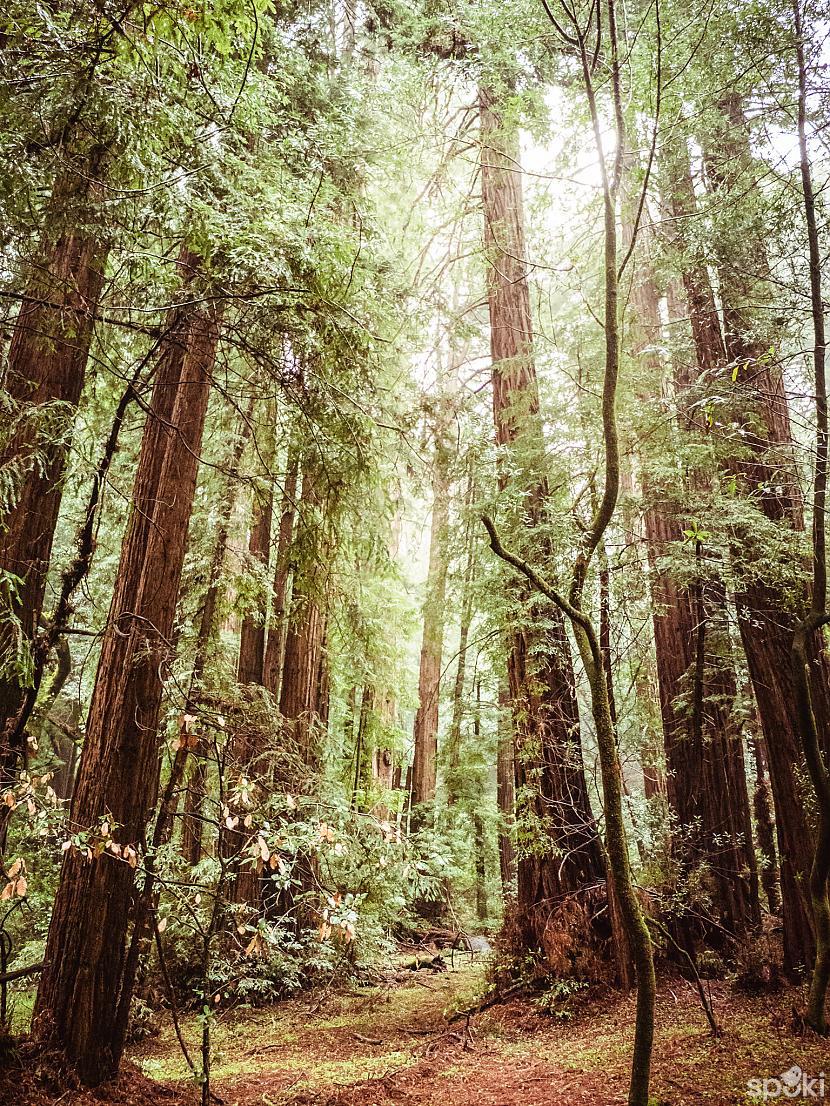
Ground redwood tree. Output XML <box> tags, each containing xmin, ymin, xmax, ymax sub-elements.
<box><xmin>263</xmin><ymin>449</ymin><xmax>299</xmax><ymax>699</ymax></box>
<box><xmin>0</xmin><ymin>150</ymin><xmax>109</xmax><ymax>785</ymax></box>
<box><xmin>411</xmin><ymin>415</ymin><xmax>451</xmax><ymax>814</ymax></box>
<box><xmin>668</xmin><ymin>106</ymin><xmax>822</xmax><ymax>973</ymax></box>
<box><xmin>33</xmin><ymin>250</ymin><xmax>217</xmax><ymax>1083</ymax></box>
<box><xmin>279</xmin><ymin>455</ymin><xmax>329</xmax><ymax>766</ymax></box>
<box><xmin>625</xmin><ymin>183</ymin><xmax>759</xmax><ymax>941</ymax></box>
<box><xmin>480</xmin><ymin>86</ymin><xmax>609</xmax><ymax>962</ymax></box>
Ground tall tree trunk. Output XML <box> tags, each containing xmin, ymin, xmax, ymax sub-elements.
<box><xmin>279</xmin><ymin>457</ymin><xmax>327</xmax><ymax>767</ymax></box>
<box><xmin>471</xmin><ymin>678</ymin><xmax>489</xmax><ymax>921</ymax></box>
<box><xmin>116</xmin><ymin>406</ymin><xmax>253</xmax><ymax>1030</ymax></box>
<box><xmin>682</xmin><ymin>100</ymin><xmax>823</xmax><ymax>973</ymax></box>
<box><xmin>788</xmin><ymin>6</ymin><xmax>830</xmax><ymax>1030</ymax></box>
<box><xmin>33</xmin><ymin>250</ymin><xmax>216</xmax><ymax>1083</ymax></box>
<box><xmin>180</xmin><ymin>409</ymin><xmax>254</xmax><ymax>867</ymax></box>
<box><xmin>0</xmin><ymin>150</ymin><xmax>109</xmax><ymax>790</ymax></box>
<box><xmin>263</xmin><ymin>449</ymin><xmax>299</xmax><ymax>699</ymax></box>
<box><xmin>445</xmin><ymin>478</ymin><xmax>475</xmax><ymax>807</ymax></box>
<box><xmin>480</xmin><ymin>86</ymin><xmax>612</xmax><ymax>968</ymax></box>
<box><xmin>750</xmin><ymin>734</ymin><xmax>780</xmax><ymax>914</ymax></box>
<box><xmin>411</xmin><ymin>425</ymin><xmax>451</xmax><ymax>815</ymax></box>
<box><xmin>351</xmin><ymin>684</ymin><xmax>374</xmax><ymax>809</ymax></box>
<box><xmin>227</xmin><ymin>465</ymin><xmax>276</xmax><ymax>908</ymax></box>
<box><xmin>625</xmin><ymin>178</ymin><xmax>759</xmax><ymax>941</ymax></box>
<box><xmin>496</xmin><ymin>680</ymin><xmax>517</xmax><ymax>894</ymax></box>
<box><xmin>237</xmin><ymin>484</ymin><xmax>274</xmax><ymax>687</ymax></box>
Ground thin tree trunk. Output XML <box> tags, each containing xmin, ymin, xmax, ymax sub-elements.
<box><xmin>180</xmin><ymin>406</ymin><xmax>254</xmax><ymax>868</ymax></box>
<box><xmin>483</xmin><ymin>9</ymin><xmax>656</xmax><ymax>1094</ymax></box>
<box><xmin>445</xmin><ymin>479</ymin><xmax>475</xmax><ymax>807</ymax></box>
<box><xmin>279</xmin><ymin>457</ymin><xmax>327</xmax><ymax>767</ymax></box>
<box><xmin>750</xmin><ymin>734</ymin><xmax>780</xmax><ymax>913</ymax></box>
<box><xmin>371</xmin><ymin>692</ymin><xmax>396</xmax><ymax>819</ymax></box>
<box><xmin>33</xmin><ymin>249</ymin><xmax>216</xmax><ymax>1084</ymax></box>
<box><xmin>263</xmin><ymin>449</ymin><xmax>299</xmax><ymax>699</ymax></box>
<box><xmin>496</xmin><ymin>680</ymin><xmax>517</xmax><ymax>895</ymax></box>
<box><xmin>411</xmin><ymin>426</ymin><xmax>450</xmax><ymax>815</ymax></box>
<box><xmin>237</xmin><ymin>484</ymin><xmax>274</xmax><ymax>687</ymax></box>
<box><xmin>351</xmin><ymin>685</ymin><xmax>374</xmax><ymax>809</ymax></box>
<box><xmin>473</xmin><ymin>811</ymin><xmax>488</xmax><ymax>922</ymax></box>
<box><xmin>228</xmin><ymin>469</ymin><xmax>276</xmax><ymax>907</ymax></box>
<box><xmin>471</xmin><ymin>678</ymin><xmax>489</xmax><ymax>921</ymax></box>
<box><xmin>1</xmin><ymin>364</ymin><xmax>145</xmax><ymax>796</ymax></box>
<box><xmin>789</xmin><ymin>4</ymin><xmax>830</xmax><ymax>1029</ymax></box>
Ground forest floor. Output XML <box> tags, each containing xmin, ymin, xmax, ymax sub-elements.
<box><xmin>2</xmin><ymin>957</ymin><xmax>828</xmax><ymax>1106</ymax></box>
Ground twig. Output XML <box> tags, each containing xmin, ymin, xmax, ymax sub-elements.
<box><xmin>447</xmin><ymin>981</ymin><xmax>528</xmax><ymax>1023</ymax></box>
<box><xmin>646</xmin><ymin>917</ymin><xmax>721</xmax><ymax>1036</ymax></box>
<box><xmin>352</xmin><ymin>1032</ymin><xmax>385</xmax><ymax>1045</ymax></box>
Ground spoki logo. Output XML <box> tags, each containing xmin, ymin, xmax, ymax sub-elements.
<box><xmin>748</xmin><ymin>1065</ymin><xmax>826</xmax><ymax>1100</ymax></box>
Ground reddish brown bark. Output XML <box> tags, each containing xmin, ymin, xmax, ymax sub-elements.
<box><xmin>180</xmin><ymin>410</ymin><xmax>254</xmax><ymax>867</ymax></box>
<box><xmin>237</xmin><ymin>484</ymin><xmax>274</xmax><ymax>687</ymax></box>
<box><xmin>693</xmin><ymin>99</ymin><xmax>824</xmax><ymax>972</ymax></box>
<box><xmin>624</xmin><ymin>182</ymin><xmax>759</xmax><ymax>940</ymax></box>
<box><xmin>445</xmin><ymin>474</ymin><xmax>475</xmax><ymax>807</ymax></box>
<box><xmin>32</xmin><ymin>250</ymin><xmax>216</xmax><ymax>1083</ymax></box>
<box><xmin>411</xmin><ymin>427</ymin><xmax>450</xmax><ymax>813</ymax></box>
<box><xmin>496</xmin><ymin>681</ymin><xmax>517</xmax><ymax>893</ymax></box>
<box><xmin>263</xmin><ymin>450</ymin><xmax>299</xmax><ymax>698</ymax></box>
<box><xmin>480</xmin><ymin>88</ymin><xmax>613</xmax><ymax>969</ymax></box>
<box><xmin>0</xmin><ymin>150</ymin><xmax>109</xmax><ymax>777</ymax></box>
<box><xmin>225</xmin><ymin>474</ymin><xmax>276</xmax><ymax>908</ymax></box>
<box><xmin>279</xmin><ymin>459</ymin><xmax>327</xmax><ymax>766</ymax></box>
<box><xmin>646</xmin><ymin>507</ymin><xmax>759</xmax><ymax>938</ymax></box>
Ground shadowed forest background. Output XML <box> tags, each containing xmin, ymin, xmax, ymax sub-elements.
<box><xmin>1</xmin><ymin>2</ymin><xmax>830</xmax><ymax>1104</ymax></box>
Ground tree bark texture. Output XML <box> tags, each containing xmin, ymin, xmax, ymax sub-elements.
<box><xmin>263</xmin><ymin>449</ymin><xmax>299</xmax><ymax>699</ymax></box>
<box><xmin>33</xmin><ymin>250</ymin><xmax>216</xmax><ymax>1083</ymax></box>
<box><xmin>279</xmin><ymin>457</ymin><xmax>327</xmax><ymax>767</ymax></box>
<box><xmin>496</xmin><ymin>680</ymin><xmax>517</xmax><ymax>894</ymax></box>
<box><xmin>480</xmin><ymin>87</ymin><xmax>612</xmax><ymax>969</ymax></box>
<box><xmin>411</xmin><ymin>425</ymin><xmax>451</xmax><ymax>812</ymax></box>
<box><xmin>624</xmin><ymin>188</ymin><xmax>759</xmax><ymax>940</ymax></box>
<box><xmin>0</xmin><ymin>150</ymin><xmax>109</xmax><ymax>780</ymax></box>
<box><xmin>688</xmin><ymin>100</ymin><xmax>825</xmax><ymax>972</ymax></box>
<box><xmin>237</xmin><ymin>483</ymin><xmax>274</xmax><ymax>687</ymax></box>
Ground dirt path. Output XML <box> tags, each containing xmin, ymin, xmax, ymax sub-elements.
<box><xmin>126</xmin><ymin>962</ymin><xmax>829</xmax><ymax>1106</ymax></box>
<box><xmin>3</xmin><ymin>962</ymin><xmax>827</xmax><ymax>1104</ymax></box>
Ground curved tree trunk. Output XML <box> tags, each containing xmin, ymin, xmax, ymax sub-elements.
<box><xmin>33</xmin><ymin>249</ymin><xmax>216</xmax><ymax>1084</ymax></box>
